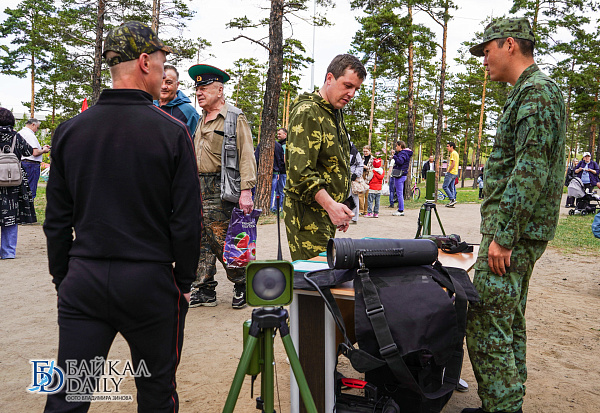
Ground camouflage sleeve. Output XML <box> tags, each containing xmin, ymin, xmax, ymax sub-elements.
<box><xmin>494</xmin><ymin>89</ymin><xmax>554</xmax><ymax>249</ymax></box>
<box><xmin>286</xmin><ymin>103</ymin><xmax>327</xmax><ymax>204</ymax></box>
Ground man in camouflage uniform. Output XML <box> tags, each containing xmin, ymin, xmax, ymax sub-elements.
<box><xmin>283</xmin><ymin>54</ymin><xmax>366</xmax><ymax>260</ymax></box>
<box><xmin>464</xmin><ymin>18</ymin><xmax>566</xmax><ymax>413</ymax></box>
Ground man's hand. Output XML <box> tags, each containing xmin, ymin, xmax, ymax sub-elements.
<box><xmin>315</xmin><ymin>189</ymin><xmax>354</xmax><ymax>227</ymax></box>
<box><xmin>337</xmin><ymin>223</ymin><xmax>350</xmax><ymax>232</ymax></box>
<box><xmin>239</xmin><ymin>189</ymin><xmax>254</xmax><ymax>215</ymax></box>
<box><xmin>487</xmin><ymin>240</ymin><xmax>512</xmax><ymax>276</ymax></box>
<box><xmin>184</xmin><ymin>292</ymin><xmax>191</xmax><ymax>303</ymax></box>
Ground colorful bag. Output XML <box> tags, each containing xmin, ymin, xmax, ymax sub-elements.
<box><xmin>223</xmin><ymin>208</ymin><xmax>261</xmax><ymax>268</ymax></box>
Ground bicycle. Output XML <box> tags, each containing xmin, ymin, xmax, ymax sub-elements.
<box><xmin>437</xmin><ymin>189</ymin><xmax>448</xmax><ymax>201</ymax></box>
<box><xmin>411</xmin><ymin>181</ymin><xmax>420</xmax><ymax>201</ymax></box>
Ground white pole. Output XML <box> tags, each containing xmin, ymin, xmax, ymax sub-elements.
<box><xmin>310</xmin><ymin>0</ymin><xmax>316</xmax><ymax>91</ymax></box>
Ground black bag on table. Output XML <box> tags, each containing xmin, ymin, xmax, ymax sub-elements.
<box><xmin>302</xmin><ymin>260</ymin><xmax>479</xmax><ymax>413</ymax></box>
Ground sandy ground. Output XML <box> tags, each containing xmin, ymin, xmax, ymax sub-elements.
<box><xmin>1</xmin><ymin>197</ymin><xmax>599</xmax><ymax>412</ymax></box>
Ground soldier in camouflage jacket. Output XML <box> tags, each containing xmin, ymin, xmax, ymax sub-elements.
<box><xmin>465</xmin><ymin>18</ymin><xmax>566</xmax><ymax>413</ymax></box>
<box><xmin>283</xmin><ymin>55</ymin><xmax>366</xmax><ymax>260</ymax></box>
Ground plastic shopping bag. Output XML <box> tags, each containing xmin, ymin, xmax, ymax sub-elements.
<box><xmin>223</xmin><ymin>207</ymin><xmax>262</xmax><ymax>268</ymax></box>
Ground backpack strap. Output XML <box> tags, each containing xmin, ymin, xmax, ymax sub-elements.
<box><xmin>358</xmin><ymin>265</ymin><xmax>467</xmax><ymax>400</ymax></box>
<box><xmin>10</xmin><ymin>133</ymin><xmax>17</xmax><ymax>153</ymax></box>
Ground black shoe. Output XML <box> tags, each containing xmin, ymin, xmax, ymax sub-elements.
<box><xmin>462</xmin><ymin>408</ymin><xmax>522</xmax><ymax>413</ymax></box>
<box><xmin>189</xmin><ymin>288</ymin><xmax>217</xmax><ymax>307</ymax></box>
<box><xmin>232</xmin><ymin>284</ymin><xmax>247</xmax><ymax>309</ymax></box>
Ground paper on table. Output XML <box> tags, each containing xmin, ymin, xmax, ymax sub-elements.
<box><xmin>292</xmin><ymin>260</ymin><xmax>330</xmax><ymax>273</ymax></box>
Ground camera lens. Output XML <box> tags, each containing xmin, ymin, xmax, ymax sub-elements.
<box><xmin>327</xmin><ymin>238</ymin><xmax>438</xmax><ymax>269</ymax></box>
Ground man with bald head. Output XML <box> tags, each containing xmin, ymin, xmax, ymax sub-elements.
<box><xmin>43</xmin><ymin>21</ymin><xmax>201</xmax><ymax>412</ymax></box>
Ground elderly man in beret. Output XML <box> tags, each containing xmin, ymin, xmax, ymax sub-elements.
<box><xmin>464</xmin><ymin>17</ymin><xmax>566</xmax><ymax>413</ymax></box>
<box><xmin>188</xmin><ymin>64</ymin><xmax>257</xmax><ymax>309</ymax></box>
<box><xmin>43</xmin><ymin>21</ymin><xmax>201</xmax><ymax>412</ymax></box>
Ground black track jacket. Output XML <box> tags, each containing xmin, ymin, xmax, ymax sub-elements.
<box><xmin>44</xmin><ymin>89</ymin><xmax>201</xmax><ymax>293</ymax></box>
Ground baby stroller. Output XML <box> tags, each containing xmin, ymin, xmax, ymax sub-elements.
<box><xmin>567</xmin><ymin>177</ymin><xmax>600</xmax><ymax>216</ymax></box>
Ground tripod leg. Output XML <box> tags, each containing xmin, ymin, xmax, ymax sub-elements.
<box><xmin>262</xmin><ymin>327</ymin><xmax>275</xmax><ymax>413</ymax></box>
<box><xmin>423</xmin><ymin>205</ymin><xmax>432</xmax><ymax>236</ymax></box>
<box><xmin>434</xmin><ymin>206</ymin><xmax>446</xmax><ymax>235</ymax></box>
<box><xmin>281</xmin><ymin>334</ymin><xmax>318</xmax><ymax>413</ymax></box>
<box><xmin>415</xmin><ymin>205</ymin><xmax>424</xmax><ymax>238</ymax></box>
<box><xmin>223</xmin><ymin>335</ymin><xmax>259</xmax><ymax>413</ymax></box>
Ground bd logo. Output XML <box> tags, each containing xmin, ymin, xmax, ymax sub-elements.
<box><xmin>28</xmin><ymin>360</ymin><xmax>65</xmax><ymax>394</ymax></box>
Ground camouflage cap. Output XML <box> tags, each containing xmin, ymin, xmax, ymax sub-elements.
<box><xmin>469</xmin><ymin>17</ymin><xmax>535</xmax><ymax>57</ymax></box>
<box><xmin>102</xmin><ymin>21</ymin><xmax>174</xmax><ymax>67</ymax></box>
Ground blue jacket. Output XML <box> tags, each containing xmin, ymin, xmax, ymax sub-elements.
<box><xmin>576</xmin><ymin>159</ymin><xmax>600</xmax><ymax>187</ymax></box>
<box><xmin>393</xmin><ymin>148</ymin><xmax>413</xmax><ymax>174</ymax></box>
<box><xmin>593</xmin><ymin>212</ymin><xmax>600</xmax><ymax>239</ymax></box>
<box><xmin>154</xmin><ymin>90</ymin><xmax>200</xmax><ymax>136</ymax></box>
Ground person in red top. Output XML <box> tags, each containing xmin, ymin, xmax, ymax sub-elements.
<box><xmin>365</xmin><ymin>158</ymin><xmax>384</xmax><ymax>217</ymax></box>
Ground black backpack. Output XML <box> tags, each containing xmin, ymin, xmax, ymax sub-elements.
<box><xmin>301</xmin><ymin>261</ymin><xmax>479</xmax><ymax>413</ymax></box>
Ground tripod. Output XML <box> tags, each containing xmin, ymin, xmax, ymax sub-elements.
<box><xmin>415</xmin><ymin>200</ymin><xmax>446</xmax><ymax>238</ymax></box>
<box><xmin>222</xmin><ymin>306</ymin><xmax>317</xmax><ymax>413</ymax></box>
<box><xmin>415</xmin><ymin>170</ymin><xmax>447</xmax><ymax>238</ymax></box>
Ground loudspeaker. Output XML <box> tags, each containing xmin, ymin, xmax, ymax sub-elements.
<box><xmin>245</xmin><ymin>260</ymin><xmax>294</xmax><ymax>306</ymax></box>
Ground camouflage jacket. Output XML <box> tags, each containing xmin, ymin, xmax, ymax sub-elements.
<box><xmin>284</xmin><ymin>92</ymin><xmax>351</xmax><ymax>205</ymax></box>
<box><xmin>481</xmin><ymin>64</ymin><xmax>566</xmax><ymax>249</ymax></box>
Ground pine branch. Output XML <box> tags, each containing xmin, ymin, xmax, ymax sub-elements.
<box><xmin>223</xmin><ymin>35</ymin><xmax>271</xmax><ymax>53</ymax></box>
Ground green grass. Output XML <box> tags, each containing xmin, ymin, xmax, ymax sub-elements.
<box><xmin>34</xmin><ymin>184</ymin><xmax>46</xmax><ymax>224</ymax></box>
<box><xmin>550</xmin><ymin>214</ymin><xmax>600</xmax><ymax>256</ymax></box>
<box><xmin>383</xmin><ymin>180</ymin><xmax>483</xmax><ymax>209</ymax></box>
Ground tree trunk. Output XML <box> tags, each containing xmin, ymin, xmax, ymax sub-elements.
<box><xmin>474</xmin><ymin>68</ymin><xmax>487</xmax><ymax>188</ymax></box>
<box><xmin>434</xmin><ymin>5</ymin><xmax>449</xmax><ymax>197</ymax></box>
<box><xmin>30</xmin><ymin>52</ymin><xmax>35</xmax><ymax>118</ymax></box>
<box><xmin>91</xmin><ymin>0</ymin><xmax>106</xmax><ymax>105</ymax></box>
<box><xmin>255</xmin><ymin>0</ymin><xmax>284</xmax><ymax>213</ymax></box>
<box><xmin>151</xmin><ymin>0</ymin><xmax>160</xmax><ymax>33</ymax></box>
<box><xmin>590</xmin><ymin>84</ymin><xmax>598</xmax><ymax>154</ymax></box>
<box><xmin>406</xmin><ymin>4</ymin><xmax>415</xmax><ymax>151</ymax></box>
<box><xmin>566</xmin><ymin>60</ymin><xmax>574</xmax><ymax>165</ymax></box>
<box><xmin>283</xmin><ymin>61</ymin><xmax>291</xmax><ymax>129</ymax></box>
<box><xmin>394</xmin><ymin>75</ymin><xmax>401</xmax><ymax>140</ymax></box>
<box><xmin>461</xmin><ymin>125</ymin><xmax>469</xmax><ymax>187</ymax></box>
<box><xmin>368</xmin><ymin>57</ymin><xmax>376</xmax><ymax>147</ymax></box>
<box><xmin>52</xmin><ymin>81</ymin><xmax>57</xmax><ymax>126</ymax></box>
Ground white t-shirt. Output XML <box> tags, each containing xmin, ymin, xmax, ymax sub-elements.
<box><xmin>18</xmin><ymin>127</ymin><xmax>42</xmax><ymax>162</ymax></box>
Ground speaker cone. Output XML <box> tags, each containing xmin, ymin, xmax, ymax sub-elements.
<box><xmin>252</xmin><ymin>267</ymin><xmax>287</xmax><ymax>301</ymax></box>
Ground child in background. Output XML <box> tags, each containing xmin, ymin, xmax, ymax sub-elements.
<box><xmin>477</xmin><ymin>173</ymin><xmax>484</xmax><ymax>199</ymax></box>
<box><xmin>366</xmin><ymin>158</ymin><xmax>384</xmax><ymax>217</ymax></box>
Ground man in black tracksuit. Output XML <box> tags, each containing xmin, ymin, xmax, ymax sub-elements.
<box><xmin>43</xmin><ymin>21</ymin><xmax>201</xmax><ymax>413</ymax></box>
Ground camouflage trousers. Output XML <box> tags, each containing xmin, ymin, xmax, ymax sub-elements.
<box><xmin>466</xmin><ymin>235</ymin><xmax>548</xmax><ymax>413</ymax></box>
<box><xmin>283</xmin><ymin>197</ymin><xmax>336</xmax><ymax>261</ymax></box>
<box><xmin>192</xmin><ymin>173</ymin><xmax>245</xmax><ymax>291</ymax></box>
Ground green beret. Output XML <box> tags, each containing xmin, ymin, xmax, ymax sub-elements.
<box><xmin>188</xmin><ymin>64</ymin><xmax>230</xmax><ymax>87</ymax></box>
<box><xmin>470</xmin><ymin>17</ymin><xmax>535</xmax><ymax>57</ymax></box>
<box><xmin>102</xmin><ymin>21</ymin><xmax>174</xmax><ymax>67</ymax></box>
